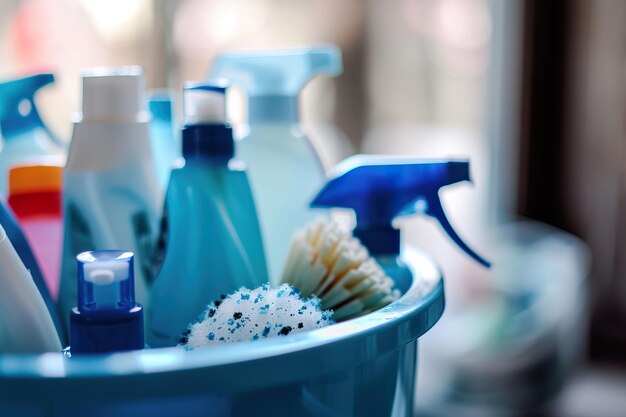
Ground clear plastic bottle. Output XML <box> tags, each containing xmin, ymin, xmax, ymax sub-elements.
<box><xmin>209</xmin><ymin>46</ymin><xmax>342</xmax><ymax>282</ymax></box>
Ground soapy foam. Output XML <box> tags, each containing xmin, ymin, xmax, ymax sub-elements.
<box><xmin>179</xmin><ymin>283</ymin><xmax>333</xmax><ymax>349</ymax></box>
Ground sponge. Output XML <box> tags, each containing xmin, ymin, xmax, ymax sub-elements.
<box><xmin>179</xmin><ymin>283</ymin><xmax>333</xmax><ymax>349</ymax></box>
<box><xmin>281</xmin><ymin>219</ymin><xmax>400</xmax><ymax>321</ymax></box>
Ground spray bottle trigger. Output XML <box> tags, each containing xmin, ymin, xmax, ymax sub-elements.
<box><xmin>423</xmin><ymin>192</ymin><xmax>491</xmax><ymax>268</ymax></box>
<box><xmin>0</xmin><ymin>73</ymin><xmax>55</xmax><ymax>139</ymax></box>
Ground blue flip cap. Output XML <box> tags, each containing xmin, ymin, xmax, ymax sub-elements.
<box><xmin>311</xmin><ymin>155</ymin><xmax>491</xmax><ymax>268</ymax></box>
<box><xmin>0</xmin><ymin>73</ymin><xmax>55</xmax><ymax>139</ymax></box>
<box><xmin>70</xmin><ymin>250</ymin><xmax>144</xmax><ymax>354</ymax></box>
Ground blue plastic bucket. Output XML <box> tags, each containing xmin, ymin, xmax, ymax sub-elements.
<box><xmin>0</xmin><ymin>250</ymin><xmax>444</xmax><ymax>417</ymax></box>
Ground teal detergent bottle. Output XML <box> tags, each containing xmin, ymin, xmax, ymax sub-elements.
<box><xmin>312</xmin><ymin>155</ymin><xmax>491</xmax><ymax>292</ymax></box>
<box><xmin>149</xmin><ymin>91</ymin><xmax>179</xmax><ymax>192</ymax></box>
<box><xmin>148</xmin><ymin>82</ymin><xmax>268</xmax><ymax>347</ymax></box>
<box><xmin>59</xmin><ymin>68</ymin><xmax>161</xmax><ymax>332</ymax></box>
<box><xmin>0</xmin><ymin>73</ymin><xmax>65</xmax><ymax>195</ymax></box>
<box><xmin>209</xmin><ymin>46</ymin><xmax>342</xmax><ymax>282</ymax></box>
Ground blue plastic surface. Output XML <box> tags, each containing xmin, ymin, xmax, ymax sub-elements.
<box><xmin>148</xmin><ymin>91</ymin><xmax>179</xmax><ymax>191</ymax></box>
<box><xmin>0</xmin><ymin>73</ymin><xmax>56</xmax><ymax>140</ymax></box>
<box><xmin>0</xmin><ymin>73</ymin><xmax>64</xmax><ymax>195</ymax></box>
<box><xmin>148</xmin><ymin>84</ymin><xmax>268</xmax><ymax>347</ymax></box>
<box><xmin>69</xmin><ymin>251</ymin><xmax>144</xmax><ymax>354</ymax></box>
<box><xmin>0</xmin><ymin>198</ymin><xmax>64</xmax><ymax>344</ymax></box>
<box><xmin>0</xmin><ymin>248</ymin><xmax>443</xmax><ymax>417</ymax></box>
<box><xmin>311</xmin><ymin>155</ymin><xmax>491</xmax><ymax>267</ymax></box>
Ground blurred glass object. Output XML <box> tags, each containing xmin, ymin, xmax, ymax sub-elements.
<box><xmin>416</xmin><ymin>221</ymin><xmax>590</xmax><ymax>416</ymax></box>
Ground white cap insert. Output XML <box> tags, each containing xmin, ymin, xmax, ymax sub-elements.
<box><xmin>183</xmin><ymin>81</ymin><xmax>228</xmax><ymax>125</ymax></box>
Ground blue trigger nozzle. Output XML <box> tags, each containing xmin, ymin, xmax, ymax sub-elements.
<box><xmin>0</xmin><ymin>73</ymin><xmax>55</xmax><ymax>140</ymax></box>
<box><xmin>311</xmin><ymin>155</ymin><xmax>491</xmax><ymax>268</ymax></box>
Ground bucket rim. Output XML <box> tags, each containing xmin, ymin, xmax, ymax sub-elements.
<box><xmin>0</xmin><ymin>249</ymin><xmax>444</xmax><ymax>401</ymax></box>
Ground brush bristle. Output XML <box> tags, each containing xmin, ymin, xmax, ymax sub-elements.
<box><xmin>281</xmin><ymin>219</ymin><xmax>400</xmax><ymax>321</ymax></box>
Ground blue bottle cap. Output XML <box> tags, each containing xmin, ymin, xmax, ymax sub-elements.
<box><xmin>209</xmin><ymin>46</ymin><xmax>342</xmax><ymax>123</ymax></box>
<box><xmin>181</xmin><ymin>80</ymin><xmax>234</xmax><ymax>162</ymax></box>
<box><xmin>311</xmin><ymin>155</ymin><xmax>491</xmax><ymax>267</ymax></box>
<box><xmin>0</xmin><ymin>73</ymin><xmax>55</xmax><ymax>140</ymax></box>
<box><xmin>70</xmin><ymin>250</ymin><xmax>144</xmax><ymax>354</ymax></box>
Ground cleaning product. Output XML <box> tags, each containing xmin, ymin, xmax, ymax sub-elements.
<box><xmin>69</xmin><ymin>250</ymin><xmax>144</xmax><ymax>354</ymax></box>
<box><xmin>148</xmin><ymin>81</ymin><xmax>268</xmax><ymax>347</ymax></box>
<box><xmin>59</xmin><ymin>67</ymin><xmax>161</xmax><ymax>332</ymax></box>
<box><xmin>148</xmin><ymin>90</ymin><xmax>179</xmax><ymax>191</ymax></box>
<box><xmin>281</xmin><ymin>218</ymin><xmax>399</xmax><ymax>321</ymax></box>
<box><xmin>0</xmin><ymin>222</ymin><xmax>61</xmax><ymax>353</ymax></box>
<box><xmin>0</xmin><ymin>73</ymin><xmax>65</xmax><ymax>196</ymax></box>
<box><xmin>209</xmin><ymin>46</ymin><xmax>342</xmax><ymax>282</ymax></box>
<box><xmin>179</xmin><ymin>283</ymin><xmax>333</xmax><ymax>349</ymax></box>
<box><xmin>311</xmin><ymin>155</ymin><xmax>491</xmax><ymax>291</ymax></box>
<box><xmin>8</xmin><ymin>164</ymin><xmax>63</xmax><ymax>300</ymax></box>
<box><xmin>0</xmin><ymin>197</ymin><xmax>64</xmax><ymax>342</ymax></box>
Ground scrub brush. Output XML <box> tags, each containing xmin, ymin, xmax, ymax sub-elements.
<box><xmin>281</xmin><ymin>219</ymin><xmax>400</xmax><ymax>321</ymax></box>
<box><xmin>179</xmin><ymin>283</ymin><xmax>333</xmax><ymax>349</ymax></box>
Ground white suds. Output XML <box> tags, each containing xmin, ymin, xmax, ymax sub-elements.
<box><xmin>179</xmin><ymin>283</ymin><xmax>333</xmax><ymax>349</ymax></box>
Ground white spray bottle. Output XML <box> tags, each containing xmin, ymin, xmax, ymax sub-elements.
<box><xmin>58</xmin><ymin>67</ymin><xmax>161</xmax><ymax>330</ymax></box>
<box><xmin>209</xmin><ymin>46</ymin><xmax>343</xmax><ymax>282</ymax></box>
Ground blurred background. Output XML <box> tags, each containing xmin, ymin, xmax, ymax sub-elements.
<box><xmin>0</xmin><ymin>0</ymin><xmax>624</xmax><ymax>415</ymax></box>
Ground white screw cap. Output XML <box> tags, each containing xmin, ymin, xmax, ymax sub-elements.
<box><xmin>81</xmin><ymin>66</ymin><xmax>147</xmax><ymax>122</ymax></box>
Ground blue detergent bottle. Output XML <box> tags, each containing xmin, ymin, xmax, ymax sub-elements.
<box><xmin>69</xmin><ymin>250</ymin><xmax>144</xmax><ymax>354</ymax></box>
<box><xmin>311</xmin><ymin>155</ymin><xmax>490</xmax><ymax>291</ymax></box>
<box><xmin>209</xmin><ymin>46</ymin><xmax>342</xmax><ymax>282</ymax></box>
<box><xmin>148</xmin><ymin>91</ymin><xmax>179</xmax><ymax>192</ymax></box>
<box><xmin>0</xmin><ymin>73</ymin><xmax>65</xmax><ymax>196</ymax></box>
<box><xmin>0</xmin><ymin>198</ymin><xmax>64</xmax><ymax>343</ymax></box>
<box><xmin>148</xmin><ymin>81</ymin><xmax>268</xmax><ymax>347</ymax></box>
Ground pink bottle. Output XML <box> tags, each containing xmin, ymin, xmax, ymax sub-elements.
<box><xmin>8</xmin><ymin>164</ymin><xmax>63</xmax><ymax>299</ymax></box>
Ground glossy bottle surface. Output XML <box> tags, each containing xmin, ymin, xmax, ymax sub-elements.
<box><xmin>239</xmin><ymin>123</ymin><xmax>325</xmax><ymax>282</ymax></box>
<box><xmin>148</xmin><ymin>160</ymin><xmax>267</xmax><ymax>347</ymax></box>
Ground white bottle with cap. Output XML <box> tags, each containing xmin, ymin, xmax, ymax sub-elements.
<box><xmin>58</xmin><ymin>67</ymin><xmax>161</xmax><ymax>331</ymax></box>
<box><xmin>0</xmin><ymin>223</ymin><xmax>61</xmax><ymax>353</ymax></box>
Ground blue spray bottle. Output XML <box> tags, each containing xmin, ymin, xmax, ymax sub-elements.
<box><xmin>149</xmin><ymin>91</ymin><xmax>179</xmax><ymax>192</ymax></box>
<box><xmin>209</xmin><ymin>47</ymin><xmax>342</xmax><ymax>282</ymax></box>
<box><xmin>148</xmin><ymin>81</ymin><xmax>268</xmax><ymax>347</ymax></box>
<box><xmin>311</xmin><ymin>156</ymin><xmax>490</xmax><ymax>292</ymax></box>
<box><xmin>0</xmin><ymin>73</ymin><xmax>65</xmax><ymax>195</ymax></box>
<box><xmin>0</xmin><ymin>198</ymin><xmax>64</xmax><ymax>342</ymax></box>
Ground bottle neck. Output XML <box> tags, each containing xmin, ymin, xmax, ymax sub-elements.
<box><xmin>353</xmin><ymin>225</ymin><xmax>400</xmax><ymax>256</ymax></box>
<box><xmin>248</xmin><ymin>95</ymin><xmax>299</xmax><ymax>125</ymax></box>
<box><xmin>182</xmin><ymin>123</ymin><xmax>233</xmax><ymax>163</ymax></box>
